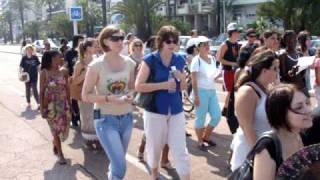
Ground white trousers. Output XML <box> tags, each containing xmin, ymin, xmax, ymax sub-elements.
<box><xmin>143</xmin><ymin>111</ymin><xmax>191</xmax><ymax>176</ymax></box>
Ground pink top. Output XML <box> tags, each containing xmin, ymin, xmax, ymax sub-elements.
<box><xmin>314</xmin><ymin>58</ymin><xmax>320</xmax><ymax>86</ymax></box>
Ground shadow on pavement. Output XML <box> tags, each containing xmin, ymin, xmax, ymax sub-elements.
<box><xmin>20</xmin><ymin>106</ymin><xmax>39</xmax><ymax>120</ymax></box>
<box><xmin>43</xmin><ymin>160</ymin><xmax>94</xmax><ymax>180</ymax></box>
<box><xmin>186</xmin><ymin>132</ymin><xmax>232</xmax><ymax>178</ymax></box>
<box><xmin>67</xmin><ymin>128</ymin><xmax>109</xmax><ymax>179</ymax></box>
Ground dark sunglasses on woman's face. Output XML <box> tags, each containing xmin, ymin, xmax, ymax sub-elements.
<box><xmin>134</xmin><ymin>44</ymin><xmax>143</xmax><ymax>47</ymax></box>
<box><xmin>165</xmin><ymin>39</ymin><xmax>178</xmax><ymax>45</ymax></box>
<box><xmin>110</xmin><ymin>35</ymin><xmax>125</xmax><ymax>42</ymax></box>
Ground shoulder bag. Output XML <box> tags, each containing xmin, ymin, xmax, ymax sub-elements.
<box><xmin>228</xmin><ymin>131</ymin><xmax>282</xmax><ymax>180</ymax></box>
<box><xmin>133</xmin><ymin>54</ymin><xmax>156</xmax><ymax>109</ymax></box>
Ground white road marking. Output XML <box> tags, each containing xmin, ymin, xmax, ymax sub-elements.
<box><xmin>126</xmin><ymin>153</ymin><xmax>173</xmax><ymax>179</ymax></box>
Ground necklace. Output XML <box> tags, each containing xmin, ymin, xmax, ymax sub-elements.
<box><xmin>287</xmin><ymin>53</ymin><xmax>299</xmax><ymax>62</ymax></box>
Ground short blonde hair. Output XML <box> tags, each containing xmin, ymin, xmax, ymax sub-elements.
<box><xmin>129</xmin><ymin>38</ymin><xmax>143</xmax><ymax>54</ymax></box>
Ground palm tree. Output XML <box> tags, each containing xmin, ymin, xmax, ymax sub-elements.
<box><xmin>34</xmin><ymin>0</ymin><xmax>65</xmax><ymax>20</ymax></box>
<box><xmin>257</xmin><ymin>0</ymin><xmax>320</xmax><ymax>32</ymax></box>
<box><xmin>3</xmin><ymin>10</ymin><xmax>14</xmax><ymax>43</ymax></box>
<box><xmin>112</xmin><ymin>0</ymin><xmax>164</xmax><ymax>40</ymax></box>
<box><xmin>9</xmin><ymin>0</ymin><xmax>31</xmax><ymax>40</ymax></box>
<box><xmin>101</xmin><ymin>0</ymin><xmax>107</xmax><ymax>26</ymax></box>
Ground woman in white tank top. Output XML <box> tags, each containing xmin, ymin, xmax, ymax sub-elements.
<box><xmin>230</xmin><ymin>50</ymin><xmax>280</xmax><ymax>171</ymax></box>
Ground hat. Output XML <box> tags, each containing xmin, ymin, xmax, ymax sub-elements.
<box><xmin>195</xmin><ymin>36</ymin><xmax>212</xmax><ymax>46</ymax></box>
<box><xmin>227</xmin><ymin>23</ymin><xmax>239</xmax><ymax>32</ymax></box>
<box><xmin>186</xmin><ymin>38</ymin><xmax>198</xmax><ymax>49</ymax></box>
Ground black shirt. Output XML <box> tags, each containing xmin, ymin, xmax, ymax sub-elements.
<box><xmin>222</xmin><ymin>40</ymin><xmax>240</xmax><ymax>71</ymax></box>
<box><xmin>64</xmin><ymin>48</ymin><xmax>78</xmax><ymax>76</ymax></box>
<box><xmin>19</xmin><ymin>55</ymin><xmax>40</xmax><ymax>83</ymax></box>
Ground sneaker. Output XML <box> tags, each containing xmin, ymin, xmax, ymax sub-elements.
<box><xmin>37</xmin><ymin>104</ymin><xmax>40</xmax><ymax>110</ymax></box>
<box><xmin>137</xmin><ymin>151</ymin><xmax>144</xmax><ymax>162</ymax></box>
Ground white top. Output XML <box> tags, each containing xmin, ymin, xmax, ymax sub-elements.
<box><xmin>190</xmin><ymin>55</ymin><xmax>218</xmax><ymax>89</ymax></box>
<box><xmin>230</xmin><ymin>82</ymin><xmax>271</xmax><ymax>171</ymax></box>
<box><xmin>89</xmin><ymin>55</ymin><xmax>136</xmax><ymax>115</ymax></box>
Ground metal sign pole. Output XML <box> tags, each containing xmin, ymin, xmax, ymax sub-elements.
<box><xmin>73</xmin><ymin>21</ymin><xmax>78</xmax><ymax>35</ymax></box>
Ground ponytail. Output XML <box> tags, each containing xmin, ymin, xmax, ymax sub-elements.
<box><xmin>77</xmin><ymin>37</ymin><xmax>96</xmax><ymax>64</ymax></box>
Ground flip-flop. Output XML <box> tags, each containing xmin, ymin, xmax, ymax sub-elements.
<box><xmin>203</xmin><ymin>139</ymin><xmax>217</xmax><ymax>147</ymax></box>
<box><xmin>58</xmin><ymin>157</ymin><xmax>67</xmax><ymax>165</ymax></box>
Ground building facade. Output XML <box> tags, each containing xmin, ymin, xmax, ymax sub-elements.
<box><xmin>157</xmin><ymin>0</ymin><xmax>271</xmax><ymax>36</ymax></box>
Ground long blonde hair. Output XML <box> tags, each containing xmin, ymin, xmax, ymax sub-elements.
<box><xmin>78</xmin><ymin>38</ymin><xmax>96</xmax><ymax>64</ymax></box>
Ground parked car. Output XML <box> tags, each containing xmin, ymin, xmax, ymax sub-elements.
<box><xmin>179</xmin><ymin>36</ymin><xmax>191</xmax><ymax>52</ymax></box>
<box><xmin>33</xmin><ymin>39</ymin><xmax>58</xmax><ymax>54</ymax></box>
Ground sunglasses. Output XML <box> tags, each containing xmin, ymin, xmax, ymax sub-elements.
<box><xmin>110</xmin><ymin>35</ymin><xmax>125</xmax><ymax>42</ymax></box>
<box><xmin>200</xmin><ymin>42</ymin><xmax>210</xmax><ymax>46</ymax></box>
<box><xmin>164</xmin><ymin>39</ymin><xmax>178</xmax><ymax>45</ymax></box>
<box><xmin>248</xmin><ymin>34</ymin><xmax>257</xmax><ymax>38</ymax></box>
<box><xmin>134</xmin><ymin>44</ymin><xmax>143</xmax><ymax>47</ymax></box>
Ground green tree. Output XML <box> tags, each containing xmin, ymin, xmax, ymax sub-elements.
<box><xmin>257</xmin><ymin>0</ymin><xmax>320</xmax><ymax>34</ymax></box>
<box><xmin>77</xmin><ymin>0</ymin><xmax>103</xmax><ymax>37</ymax></box>
<box><xmin>48</xmin><ymin>13</ymin><xmax>73</xmax><ymax>39</ymax></box>
<box><xmin>247</xmin><ymin>17</ymin><xmax>268</xmax><ymax>35</ymax></box>
<box><xmin>150</xmin><ymin>14</ymin><xmax>191</xmax><ymax>35</ymax></box>
<box><xmin>34</xmin><ymin>0</ymin><xmax>65</xmax><ymax>20</ymax></box>
<box><xmin>9</xmin><ymin>0</ymin><xmax>31</xmax><ymax>39</ymax></box>
<box><xmin>24</xmin><ymin>21</ymin><xmax>42</xmax><ymax>41</ymax></box>
<box><xmin>3</xmin><ymin>10</ymin><xmax>14</xmax><ymax>43</ymax></box>
<box><xmin>112</xmin><ymin>0</ymin><xmax>164</xmax><ymax>40</ymax></box>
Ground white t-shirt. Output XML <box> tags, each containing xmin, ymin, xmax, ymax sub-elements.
<box><xmin>190</xmin><ymin>55</ymin><xmax>218</xmax><ymax>89</ymax></box>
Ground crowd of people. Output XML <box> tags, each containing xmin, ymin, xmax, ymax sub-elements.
<box><xmin>17</xmin><ymin>23</ymin><xmax>320</xmax><ymax>179</ymax></box>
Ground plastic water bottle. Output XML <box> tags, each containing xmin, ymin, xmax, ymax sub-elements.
<box><xmin>168</xmin><ymin>70</ymin><xmax>176</xmax><ymax>94</ymax></box>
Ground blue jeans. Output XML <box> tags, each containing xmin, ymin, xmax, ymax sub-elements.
<box><xmin>194</xmin><ymin>88</ymin><xmax>221</xmax><ymax>128</ymax></box>
<box><xmin>94</xmin><ymin>113</ymin><xmax>133</xmax><ymax>180</ymax></box>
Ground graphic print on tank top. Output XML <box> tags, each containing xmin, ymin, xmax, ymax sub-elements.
<box><xmin>106</xmin><ymin>78</ymin><xmax>128</xmax><ymax>95</ymax></box>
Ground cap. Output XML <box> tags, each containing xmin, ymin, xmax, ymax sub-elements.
<box><xmin>195</xmin><ymin>36</ymin><xmax>212</xmax><ymax>46</ymax></box>
<box><xmin>186</xmin><ymin>38</ymin><xmax>198</xmax><ymax>49</ymax></box>
<box><xmin>227</xmin><ymin>22</ymin><xmax>239</xmax><ymax>32</ymax></box>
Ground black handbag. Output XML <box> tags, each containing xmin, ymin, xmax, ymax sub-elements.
<box><xmin>228</xmin><ymin>131</ymin><xmax>282</xmax><ymax>180</ymax></box>
<box><xmin>133</xmin><ymin>54</ymin><xmax>156</xmax><ymax>109</ymax></box>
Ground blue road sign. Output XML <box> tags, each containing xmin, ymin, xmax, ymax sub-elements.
<box><xmin>70</xmin><ymin>7</ymin><xmax>83</xmax><ymax>21</ymax></box>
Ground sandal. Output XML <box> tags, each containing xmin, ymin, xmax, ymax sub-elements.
<box><xmin>198</xmin><ymin>143</ymin><xmax>207</xmax><ymax>151</ymax></box>
<box><xmin>161</xmin><ymin>162</ymin><xmax>175</xmax><ymax>169</ymax></box>
<box><xmin>58</xmin><ymin>156</ymin><xmax>67</xmax><ymax>165</ymax></box>
<box><xmin>203</xmin><ymin>139</ymin><xmax>217</xmax><ymax>147</ymax></box>
<box><xmin>53</xmin><ymin>146</ymin><xmax>58</xmax><ymax>155</ymax></box>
